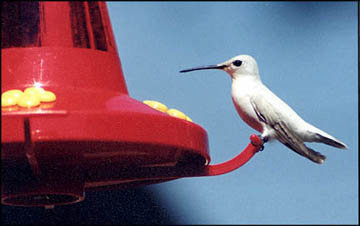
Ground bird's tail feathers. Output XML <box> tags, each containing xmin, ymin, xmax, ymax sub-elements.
<box><xmin>315</xmin><ymin>132</ymin><xmax>348</xmax><ymax>150</ymax></box>
<box><xmin>307</xmin><ymin>124</ymin><xmax>348</xmax><ymax>149</ymax></box>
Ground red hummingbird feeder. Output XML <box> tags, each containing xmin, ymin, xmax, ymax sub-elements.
<box><xmin>1</xmin><ymin>1</ymin><xmax>263</xmax><ymax>207</ymax></box>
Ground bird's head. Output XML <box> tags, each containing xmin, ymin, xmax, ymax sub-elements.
<box><xmin>180</xmin><ymin>55</ymin><xmax>259</xmax><ymax>80</ymax></box>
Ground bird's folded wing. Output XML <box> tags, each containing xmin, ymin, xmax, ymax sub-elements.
<box><xmin>250</xmin><ymin>96</ymin><xmax>325</xmax><ymax>164</ymax></box>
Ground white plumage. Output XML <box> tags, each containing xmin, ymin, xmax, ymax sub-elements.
<box><xmin>180</xmin><ymin>55</ymin><xmax>348</xmax><ymax>164</ymax></box>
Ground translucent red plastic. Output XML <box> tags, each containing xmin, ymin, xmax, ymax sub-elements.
<box><xmin>1</xmin><ymin>2</ymin><xmax>262</xmax><ymax>207</ymax></box>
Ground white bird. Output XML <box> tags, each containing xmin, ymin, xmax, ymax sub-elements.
<box><xmin>180</xmin><ymin>55</ymin><xmax>348</xmax><ymax>164</ymax></box>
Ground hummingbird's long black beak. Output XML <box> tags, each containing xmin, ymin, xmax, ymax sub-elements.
<box><xmin>179</xmin><ymin>64</ymin><xmax>226</xmax><ymax>73</ymax></box>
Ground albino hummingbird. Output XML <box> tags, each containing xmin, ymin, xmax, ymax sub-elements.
<box><xmin>180</xmin><ymin>55</ymin><xmax>348</xmax><ymax>164</ymax></box>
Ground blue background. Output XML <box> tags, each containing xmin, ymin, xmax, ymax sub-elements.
<box><xmin>108</xmin><ymin>2</ymin><xmax>357</xmax><ymax>224</ymax></box>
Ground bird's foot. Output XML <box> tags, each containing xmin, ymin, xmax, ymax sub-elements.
<box><xmin>251</xmin><ymin>134</ymin><xmax>268</xmax><ymax>151</ymax></box>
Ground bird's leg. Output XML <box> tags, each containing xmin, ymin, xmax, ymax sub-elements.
<box><xmin>261</xmin><ymin>135</ymin><xmax>269</xmax><ymax>143</ymax></box>
<box><xmin>255</xmin><ymin>134</ymin><xmax>269</xmax><ymax>151</ymax></box>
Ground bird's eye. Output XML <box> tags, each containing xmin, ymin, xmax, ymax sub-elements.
<box><xmin>232</xmin><ymin>60</ymin><xmax>242</xmax><ymax>67</ymax></box>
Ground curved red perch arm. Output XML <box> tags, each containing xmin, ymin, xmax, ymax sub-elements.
<box><xmin>91</xmin><ymin>134</ymin><xmax>264</xmax><ymax>180</ymax></box>
<box><xmin>204</xmin><ymin>134</ymin><xmax>263</xmax><ymax>176</ymax></box>
<box><xmin>147</xmin><ymin>134</ymin><xmax>263</xmax><ymax>178</ymax></box>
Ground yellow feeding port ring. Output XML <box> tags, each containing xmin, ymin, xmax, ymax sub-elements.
<box><xmin>2</xmin><ymin>87</ymin><xmax>56</xmax><ymax>108</ymax></box>
<box><xmin>143</xmin><ymin>100</ymin><xmax>193</xmax><ymax>122</ymax></box>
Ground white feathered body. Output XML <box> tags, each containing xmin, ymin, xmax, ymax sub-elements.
<box><xmin>180</xmin><ymin>54</ymin><xmax>347</xmax><ymax>163</ymax></box>
<box><xmin>231</xmin><ymin>75</ymin><xmax>341</xmax><ymax>144</ymax></box>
